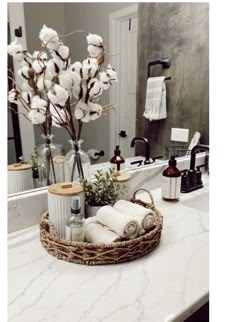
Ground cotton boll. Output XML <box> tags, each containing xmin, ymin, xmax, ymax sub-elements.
<box><xmin>58</xmin><ymin>70</ymin><xmax>73</xmax><ymax>90</ymax></box>
<box><xmin>54</xmin><ymin>84</ymin><xmax>69</xmax><ymax>105</ymax></box>
<box><xmin>8</xmin><ymin>89</ymin><xmax>19</xmax><ymax>103</ymax></box>
<box><xmin>7</xmin><ymin>38</ymin><xmax>23</xmax><ymax>56</ymax></box>
<box><xmin>88</xmin><ymin>101</ymin><xmax>102</xmax><ymax>121</ymax></box>
<box><xmin>72</xmin><ymin>85</ymin><xmax>81</xmax><ymax>99</ymax></box>
<box><xmin>52</xmin><ymin>55</ymin><xmax>65</xmax><ymax>72</ymax></box>
<box><xmin>71</xmin><ymin>62</ymin><xmax>82</xmax><ymax>74</ymax></box>
<box><xmin>86</xmin><ymin>33</ymin><xmax>103</xmax><ymax>47</ymax></box>
<box><xmin>71</xmin><ymin>71</ymin><xmax>81</xmax><ymax>87</ymax></box>
<box><xmin>99</xmin><ymin>71</ymin><xmax>110</xmax><ymax>90</ymax></box>
<box><xmin>106</xmin><ymin>65</ymin><xmax>118</xmax><ymax>82</ymax></box>
<box><xmin>39</xmin><ymin>24</ymin><xmax>60</xmax><ymax>50</ymax></box>
<box><xmin>47</xmin><ymin>89</ymin><xmax>58</xmax><ymax>105</ymax></box>
<box><xmin>18</xmin><ymin>66</ymin><xmax>30</xmax><ymax>80</ymax></box>
<box><xmin>81</xmin><ymin>111</ymin><xmax>91</xmax><ymax>123</ymax></box>
<box><xmin>28</xmin><ymin>110</ymin><xmax>46</xmax><ymax>124</ymax></box>
<box><xmin>57</xmin><ymin>45</ymin><xmax>70</xmax><ymax>60</ymax></box>
<box><xmin>46</xmin><ymin>59</ymin><xmax>58</xmax><ymax>76</ymax></box>
<box><xmin>32</xmin><ymin>59</ymin><xmax>45</xmax><ymax>74</ymax></box>
<box><xmin>37</xmin><ymin>75</ymin><xmax>45</xmax><ymax>91</ymax></box>
<box><xmin>31</xmin><ymin>95</ymin><xmax>47</xmax><ymax>112</ymax></box>
<box><xmin>75</xmin><ymin>101</ymin><xmax>88</xmax><ymax>111</ymax></box>
<box><xmin>74</xmin><ymin>107</ymin><xmax>84</xmax><ymax>120</ymax></box>
<box><xmin>87</xmin><ymin>44</ymin><xmax>103</xmax><ymax>58</ymax></box>
<box><xmin>44</xmin><ymin>79</ymin><xmax>52</xmax><ymax>90</ymax></box>
<box><xmin>88</xmin><ymin>79</ymin><xmax>103</xmax><ymax>98</ymax></box>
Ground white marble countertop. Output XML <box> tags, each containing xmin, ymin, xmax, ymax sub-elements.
<box><xmin>8</xmin><ymin>175</ymin><xmax>209</xmax><ymax>322</ymax></box>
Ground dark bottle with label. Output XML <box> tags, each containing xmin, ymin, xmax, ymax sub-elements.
<box><xmin>110</xmin><ymin>145</ymin><xmax>125</xmax><ymax>172</ymax></box>
<box><xmin>162</xmin><ymin>156</ymin><xmax>181</xmax><ymax>201</ymax></box>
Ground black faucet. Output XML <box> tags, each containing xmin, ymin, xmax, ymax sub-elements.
<box><xmin>181</xmin><ymin>144</ymin><xmax>209</xmax><ymax>193</ymax></box>
<box><xmin>130</xmin><ymin>137</ymin><xmax>152</xmax><ymax>165</ymax></box>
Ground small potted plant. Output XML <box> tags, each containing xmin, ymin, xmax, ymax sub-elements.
<box><xmin>80</xmin><ymin>168</ymin><xmax>126</xmax><ymax>217</ymax></box>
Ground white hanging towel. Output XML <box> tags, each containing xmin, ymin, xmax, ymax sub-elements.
<box><xmin>143</xmin><ymin>76</ymin><xmax>167</xmax><ymax>121</ymax></box>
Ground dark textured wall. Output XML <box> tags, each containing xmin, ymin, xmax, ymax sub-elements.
<box><xmin>136</xmin><ymin>3</ymin><xmax>209</xmax><ymax>158</ymax></box>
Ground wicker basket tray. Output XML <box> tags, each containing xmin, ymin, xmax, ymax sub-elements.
<box><xmin>40</xmin><ymin>189</ymin><xmax>163</xmax><ymax>265</ymax></box>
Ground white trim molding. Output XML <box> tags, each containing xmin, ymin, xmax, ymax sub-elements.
<box><xmin>109</xmin><ymin>4</ymin><xmax>138</xmax><ymax>156</ymax></box>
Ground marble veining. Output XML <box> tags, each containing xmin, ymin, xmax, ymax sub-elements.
<box><xmin>8</xmin><ymin>175</ymin><xmax>209</xmax><ymax>322</ymax></box>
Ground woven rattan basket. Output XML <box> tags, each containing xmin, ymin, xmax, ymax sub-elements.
<box><xmin>40</xmin><ymin>189</ymin><xmax>163</xmax><ymax>265</ymax></box>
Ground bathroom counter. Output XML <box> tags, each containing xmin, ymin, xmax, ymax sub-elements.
<box><xmin>8</xmin><ymin>175</ymin><xmax>209</xmax><ymax>322</ymax></box>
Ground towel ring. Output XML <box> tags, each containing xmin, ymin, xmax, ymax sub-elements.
<box><xmin>148</xmin><ymin>58</ymin><xmax>171</xmax><ymax>78</ymax></box>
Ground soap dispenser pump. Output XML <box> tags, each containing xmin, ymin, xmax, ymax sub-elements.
<box><xmin>161</xmin><ymin>155</ymin><xmax>181</xmax><ymax>201</ymax></box>
<box><xmin>110</xmin><ymin>145</ymin><xmax>125</xmax><ymax>172</ymax></box>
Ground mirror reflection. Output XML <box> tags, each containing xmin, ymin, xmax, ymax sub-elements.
<box><xmin>7</xmin><ymin>2</ymin><xmax>209</xmax><ymax>195</ymax></box>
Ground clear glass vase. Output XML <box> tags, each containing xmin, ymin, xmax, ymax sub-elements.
<box><xmin>37</xmin><ymin>134</ymin><xmax>61</xmax><ymax>186</ymax></box>
<box><xmin>64</xmin><ymin>140</ymin><xmax>91</xmax><ymax>182</ymax></box>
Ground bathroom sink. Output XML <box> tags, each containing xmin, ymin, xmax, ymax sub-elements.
<box><xmin>182</xmin><ymin>191</ymin><xmax>209</xmax><ymax>212</ymax></box>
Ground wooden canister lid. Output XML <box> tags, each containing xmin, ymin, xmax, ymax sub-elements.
<box><xmin>48</xmin><ymin>182</ymin><xmax>83</xmax><ymax>196</ymax></box>
<box><xmin>116</xmin><ymin>173</ymin><xmax>131</xmax><ymax>182</ymax></box>
<box><xmin>8</xmin><ymin>163</ymin><xmax>32</xmax><ymax>171</ymax></box>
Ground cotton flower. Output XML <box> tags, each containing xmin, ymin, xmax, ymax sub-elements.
<box><xmin>28</xmin><ymin>110</ymin><xmax>46</xmax><ymax>124</ymax></box>
<box><xmin>82</xmin><ymin>58</ymin><xmax>98</xmax><ymax>79</ymax></box>
<box><xmin>22</xmin><ymin>80</ymin><xmax>33</xmax><ymax>91</ymax></box>
<box><xmin>57</xmin><ymin>45</ymin><xmax>70</xmax><ymax>60</ymax></box>
<box><xmin>46</xmin><ymin>59</ymin><xmax>58</xmax><ymax>77</ymax></box>
<box><xmin>31</xmin><ymin>95</ymin><xmax>47</xmax><ymax>112</ymax></box>
<box><xmin>99</xmin><ymin>71</ymin><xmax>110</xmax><ymax>90</ymax></box>
<box><xmin>86</xmin><ymin>33</ymin><xmax>103</xmax><ymax>47</ymax></box>
<box><xmin>88</xmin><ymin>101</ymin><xmax>102</xmax><ymax>121</ymax></box>
<box><xmin>86</xmin><ymin>33</ymin><xmax>104</xmax><ymax>58</ymax></box>
<box><xmin>8</xmin><ymin>88</ymin><xmax>20</xmax><ymax>103</ymax></box>
<box><xmin>32</xmin><ymin>51</ymin><xmax>47</xmax><ymax>61</ymax></box>
<box><xmin>50</xmin><ymin>104</ymin><xmax>69</xmax><ymax>127</ymax></box>
<box><xmin>74</xmin><ymin>101</ymin><xmax>89</xmax><ymax>120</ymax></box>
<box><xmin>81</xmin><ymin>111</ymin><xmax>91</xmax><ymax>123</ymax></box>
<box><xmin>7</xmin><ymin>38</ymin><xmax>24</xmax><ymax>62</ymax></box>
<box><xmin>32</xmin><ymin>59</ymin><xmax>45</xmax><ymax>74</ymax></box>
<box><xmin>58</xmin><ymin>70</ymin><xmax>73</xmax><ymax>90</ymax></box>
<box><xmin>48</xmin><ymin>84</ymin><xmax>69</xmax><ymax>106</ymax></box>
<box><xmin>88</xmin><ymin>78</ymin><xmax>103</xmax><ymax>98</ymax></box>
<box><xmin>39</xmin><ymin>24</ymin><xmax>60</xmax><ymax>50</ymax></box>
<box><xmin>106</xmin><ymin>64</ymin><xmax>118</xmax><ymax>83</ymax></box>
<box><xmin>18</xmin><ymin>66</ymin><xmax>31</xmax><ymax>80</ymax></box>
<box><xmin>71</xmin><ymin>62</ymin><xmax>82</xmax><ymax>74</ymax></box>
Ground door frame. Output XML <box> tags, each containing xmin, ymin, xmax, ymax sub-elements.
<box><xmin>8</xmin><ymin>3</ymin><xmax>35</xmax><ymax>161</ymax></box>
<box><xmin>109</xmin><ymin>4</ymin><xmax>138</xmax><ymax>157</ymax></box>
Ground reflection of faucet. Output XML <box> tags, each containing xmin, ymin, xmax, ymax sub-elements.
<box><xmin>181</xmin><ymin>144</ymin><xmax>209</xmax><ymax>193</ymax></box>
<box><xmin>130</xmin><ymin>137</ymin><xmax>151</xmax><ymax>165</ymax></box>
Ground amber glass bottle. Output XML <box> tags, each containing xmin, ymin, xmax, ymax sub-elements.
<box><xmin>110</xmin><ymin>145</ymin><xmax>125</xmax><ymax>172</ymax></box>
<box><xmin>162</xmin><ymin>156</ymin><xmax>181</xmax><ymax>201</ymax></box>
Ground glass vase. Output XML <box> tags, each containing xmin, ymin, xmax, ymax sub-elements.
<box><xmin>64</xmin><ymin>140</ymin><xmax>91</xmax><ymax>182</ymax></box>
<box><xmin>37</xmin><ymin>134</ymin><xmax>61</xmax><ymax>186</ymax></box>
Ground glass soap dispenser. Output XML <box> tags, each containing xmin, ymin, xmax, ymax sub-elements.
<box><xmin>65</xmin><ymin>196</ymin><xmax>85</xmax><ymax>241</ymax></box>
<box><xmin>161</xmin><ymin>155</ymin><xmax>181</xmax><ymax>201</ymax></box>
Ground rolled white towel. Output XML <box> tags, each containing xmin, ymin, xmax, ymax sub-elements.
<box><xmin>113</xmin><ymin>200</ymin><xmax>155</xmax><ymax>234</ymax></box>
<box><xmin>85</xmin><ymin>222</ymin><xmax>120</xmax><ymax>243</ymax></box>
<box><xmin>96</xmin><ymin>205</ymin><xmax>139</xmax><ymax>239</ymax></box>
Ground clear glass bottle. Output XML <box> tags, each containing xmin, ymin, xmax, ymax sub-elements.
<box><xmin>65</xmin><ymin>196</ymin><xmax>85</xmax><ymax>241</ymax></box>
<box><xmin>37</xmin><ymin>134</ymin><xmax>61</xmax><ymax>186</ymax></box>
<box><xmin>64</xmin><ymin>140</ymin><xmax>91</xmax><ymax>182</ymax></box>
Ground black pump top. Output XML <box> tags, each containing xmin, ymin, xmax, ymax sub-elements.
<box><xmin>114</xmin><ymin>145</ymin><xmax>121</xmax><ymax>155</ymax></box>
<box><xmin>169</xmin><ymin>155</ymin><xmax>177</xmax><ymax>166</ymax></box>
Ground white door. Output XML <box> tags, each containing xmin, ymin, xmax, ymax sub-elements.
<box><xmin>109</xmin><ymin>4</ymin><xmax>138</xmax><ymax>159</ymax></box>
<box><xmin>118</xmin><ymin>16</ymin><xmax>138</xmax><ymax>158</ymax></box>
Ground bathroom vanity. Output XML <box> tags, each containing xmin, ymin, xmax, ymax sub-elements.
<box><xmin>8</xmin><ymin>171</ymin><xmax>208</xmax><ymax>322</ymax></box>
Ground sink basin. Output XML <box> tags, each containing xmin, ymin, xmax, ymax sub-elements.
<box><xmin>182</xmin><ymin>192</ymin><xmax>209</xmax><ymax>212</ymax></box>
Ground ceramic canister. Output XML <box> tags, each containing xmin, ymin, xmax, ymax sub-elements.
<box><xmin>47</xmin><ymin>182</ymin><xmax>84</xmax><ymax>239</ymax></box>
<box><xmin>115</xmin><ymin>172</ymin><xmax>131</xmax><ymax>201</ymax></box>
<box><xmin>8</xmin><ymin>163</ymin><xmax>34</xmax><ymax>194</ymax></box>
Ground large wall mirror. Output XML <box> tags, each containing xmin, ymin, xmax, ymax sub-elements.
<box><xmin>7</xmin><ymin>2</ymin><xmax>209</xmax><ymax>195</ymax></box>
